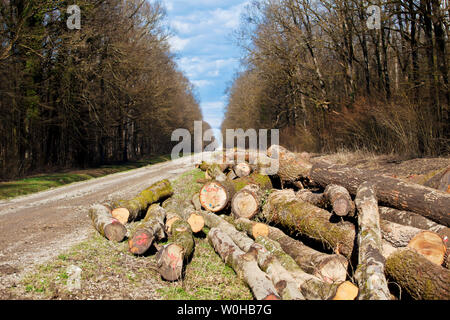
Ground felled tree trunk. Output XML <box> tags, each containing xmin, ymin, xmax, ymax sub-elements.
<box><xmin>296</xmin><ymin>190</ymin><xmax>327</xmax><ymax>208</ymax></box>
<box><xmin>379</xmin><ymin>207</ymin><xmax>450</xmax><ymax>245</ymax></box>
<box><xmin>206</xmin><ymin>163</ymin><xmax>227</xmax><ymax>182</ymax></box>
<box><xmin>407</xmin><ymin>231</ymin><xmax>447</xmax><ymax>266</ymax></box>
<box><xmin>385</xmin><ymin>248</ymin><xmax>450</xmax><ymax>300</ymax></box>
<box><xmin>380</xmin><ymin>219</ymin><xmax>422</xmax><ymax>247</ymax></box>
<box><xmin>233</xmin><ymin>163</ymin><xmax>252</xmax><ymax>178</ymax></box>
<box><xmin>234</xmin><ymin>218</ymin><xmax>348</xmax><ymax>283</ymax></box>
<box><xmin>111</xmin><ymin>179</ymin><xmax>173</xmax><ymax>223</ymax></box>
<box><xmin>254</xmin><ymin>236</ymin><xmax>357</xmax><ymax>300</ymax></box>
<box><xmin>163</xmin><ymin>198</ymin><xmax>205</xmax><ymax>233</ymax></box>
<box><xmin>259</xmin><ymin>190</ymin><xmax>356</xmax><ymax>258</ymax></box>
<box><xmin>267</xmin><ymin>145</ymin><xmax>312</xmax><ymax>186</ymax></box>
<box><xmin>191</xmin><ymin>193</ymin><xmax>202</xmax><ymax>211</ymax></box>
<box><xmin>128</xmin><ymin>204</ymin><xmax>166</xmax><ymax>255</ymax></box>
<box><xmin>208</xmin><ymin>228</ymin><xmax>281</xmax><ymax>300</ymax></box>
<box><xmin>89</xmin><ymin>204</ymin><xmax>127</xmax><ymax>242</ymax></box>
<box><xmin>354</xmin><ymin>182</ymin><xmax>391</xmax><ymax>300</ymax></box>
<box><xmin>156</xmin><ymin>219</ymin><xmax>194</xmax><ymax>281</ymax></box>
<box><xmin>324</xmin><ymin>184</ymin><xmax>355</xmax><ymax>217</ymax></box>
<box><xmin>199</xmin><ymin>173</ymin><xmax>272</xmax><ymax>213</ymax></box>
<box><xmin>309</xmin><ymin>162</ymin><xmax>450</xmax><ymax>227</ymax></box>
<box><xmin>231</xmin><ymin>184</ymin><xmax>264</xmax><ymax>219</ymax></box>
<box><xmin>438</xmin><ymin>167</ymin><xmax>450</xmax><ymax>193</ymax></box>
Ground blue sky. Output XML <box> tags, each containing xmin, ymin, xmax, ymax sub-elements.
<box><xmin>164</xmin><ymin>0</ymin><xmax>249</xmax><ymax>132</ymax></box>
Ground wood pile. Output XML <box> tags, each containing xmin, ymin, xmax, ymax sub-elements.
<box><xmin>88</xmin><ymin>147</ymin><xmax>450</xmax><ymax>300</ymax></box>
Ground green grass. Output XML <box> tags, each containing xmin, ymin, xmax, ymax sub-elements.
<box><xmin>0</xmin><ymin>155</ymin><xmax>172</xmax><ymax>200</ymax></box>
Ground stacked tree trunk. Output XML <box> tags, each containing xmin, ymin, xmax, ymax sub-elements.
<box><xmin>86</xmin><ymin>147</ymin><xmax>450</xmax><ymax>300</ymax></box>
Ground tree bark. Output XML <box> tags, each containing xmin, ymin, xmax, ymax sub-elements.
<box><xmin>380</xmin><ymin>219</ymin><xmax>422</xmax><ymax>247</ymax></box>
<box><xmin>234</xmin><ymin>218</ymin><xmax>348</xmax><ymax>283</ymax></box>
<box><xmin>163</xmin><ymin>198</ymin><xmax>205</xmax><ymax>233</ymax></box>
<box><xmin>259</xmin><ymin>190</ymin><xmax>356</xmax><ymax>258</ymax></box>
<box><xmin>111</xmin><ymin>179</ymin><xmax>173</xmax><ymax>223</ymax></box>
<box><xmin>208</xmin><ymin>228</ymin><xmax>281</xmax><ymax>300</ymax></box>
<box><xmin>233</xmin><ymin>163</ymin><xmax>252</xmax><ymax>178</ymax></box>
<box><xmin>89</xmin><ymin>204</ymin><xmax>127</xmax><ymax>242</ymax></box>
<box><xmin>324</xmin><ymin>184</ymin><xmax>355</xmax><ymax>217</ymax></box>
<box><xmin>267</xmin><ymin>145</ymin><xmax>312</xmax><ymax>185</ymax></box>
<box><xmin>385</xmin><ymin>248</ymin><xmax>450</xmax><ymax>300</ymax></box>
<box><xmin>296</xmin><ymin>189</ymin><xmax>327</xmax><ymax>207</ymax></box>
<box><xmin>354</xmin><ymin>182</ymin><xmax>391</xmax><ymax>300</ymax></box>
<box><xmin>309</xmin><ymin>162</ymin><xmax>450</xmax><ymax>226</ymax></box>
<box><xmin>128</xmin><ymin>204</ymin><xmax>166</xmax><ymax>255</ymax></box>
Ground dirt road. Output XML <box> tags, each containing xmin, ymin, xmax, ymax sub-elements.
<box><xmin>0</xmin><ymin>154</ymin><xmax>205</xmax><ymax>292</ymax></box>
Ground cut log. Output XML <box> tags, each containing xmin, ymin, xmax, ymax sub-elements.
<box><xmin>233</xmin><ymin>163</ymin><xmax>252</xmax><ymax>178</ymax></box>
<box><xmin>128</xmin><ymin>204</ymin><xmax>166</xmax><ymax>255</ymax></box>
<box><xmin>324</xmin><ymin>184</ymin><xmax>355</xmax><ymax>217</ymax></box>
<box><xmin>309</xmin><ymin>162</ymin><xmax>450</xmax><ymax>227</ymax></box>
<box><xmin>206</xmin><ymin>163</ymin><xmax>227</xmax><ymax>182</ymax></box>
<box><xmin>259</xmin><ymin>189</ymin><xmax>356</xmax><ymax>258</ymax></box>
<box><xmin>111</xmin><ymin>208</ymin><xmax>129</xmax><ymax>225</ymax></box>
<box><xmin>208</xmin><ymin>228</ymin><xmax>281</xmax><ymax>300</ymax></box>
<box><xmin>296</xmin><ymin>190</ymin><xmax>327</xmax><ymax>208</ymax></box>
<box><xmin>111</xmin><ymin>179</ymin><xmax>173</xmax><ymax>223</ymax></box>
<box><xmin>354</xmin><ymin>182</ymin><xmax>391</xmax><ymax>300</ymax></box>
<box><xmin>191</xmin><ymin>193</ymin><xmax>202</xmax><ymax>211</ymax></box>
<box><xmin>379</xmin><ymin>207</ymin><xmax>450</xmax><ymax>244</ymax></box>
<box><xmin>385</xmin><ymin>248</ymin><xmax>450</xmax><ymax>300</ymax></box>
<box><xmin>332</xmin><ymin>281</ymin><xmax>359</xmax><ymax>300</ymax></box>
<box><xmin>407</xmin><ymin>231</ymin><xmax>447</xmax><ymax>266</ymax></box>
<box><xmin>234</xmin><ymin>218</ymin><xmax>348</xmax><ymax>283</ymax></box>
<box><xmin>163</xmin><ymin>198</ymin><xmax>205</xmax><ymax>234</ymax></box>
<box><xmin>267</xmin><ymin>145</ymin><xmax>312</xmax><ymax>186</ymax></box>
<box><xmin>380</xmin><ymin>219</ymin><xmax>422</xmax><ymax>247</ymax></box>
<box><xmin>231</xmin><ymin>184</ymin><xmax>264</xmax><ymax>219</ymax></box>
<box><xmin>199</xmin><ymin>173</ymin><xmax>272</xmax><ymax>213</ymax></box>
<box><xmin>156</xmin><ymin>219</ymin><xmax>194</xmax><ymax>281</ymax></box>
<box><xmin>254</xmin><ymin>236</ymin><xmax>355</xmax><ymax>300</ymax></box>
<box><xmin>89</xmin><ymin>204</ymin><xmax>127</xmax><ymax>242</ymax></box>
<box><xmin>438</xmin><ymin>167</ymin><xmax>450</xmax><ymax>193</ymax></box>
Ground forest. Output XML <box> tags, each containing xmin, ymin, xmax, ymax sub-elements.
<box><xmin>0</xmin><ymin>0</ymin><xmax>207</xmax><ymax>179</ymax></box>
<box><xmin>222</xmin><ymin>0</ymin><xmax>449</xmax><ymax>157</ymax></box>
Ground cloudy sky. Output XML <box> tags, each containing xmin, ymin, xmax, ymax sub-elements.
<box><xmin>164</xmin><ymin>0</ymin><xmax>249</xmax><ymax>133</ymax></box>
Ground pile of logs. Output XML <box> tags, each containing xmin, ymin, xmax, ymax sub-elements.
<box><xmin>87</xmin><ymin>147</ymin><xmax>450</xmax><ymax>300</ymax></box>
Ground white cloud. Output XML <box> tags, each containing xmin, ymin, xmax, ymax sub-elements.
<box><xmin>192</xmin><ymin>80</ymin><xmax>213</xmax><ymax>88</ymax></box>
<box><xmin>167</xmin><ymin>35</ymin><xmax>190</xmax><ymax>52</ymax></box>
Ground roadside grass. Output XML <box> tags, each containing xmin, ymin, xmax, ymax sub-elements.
<box><xmin>13</xmin><ymin>169</ymin><xmax>253</xmax><ymax>300</ymax></box>
<box><xmin>0</xmin><ymin>155</ymin><xmax>172</xmax><ymax>200</ymax></box>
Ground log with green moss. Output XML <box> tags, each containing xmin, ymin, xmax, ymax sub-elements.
<box><xmin>354</xmin><ymin>182</ymin><xmax>391</xmax><ymax>300</ymax></box>
<box><xmin>199</xmin><ymin>172</ymin><xmax>272</xmax><ymax>213</ymax></box>
<box><xmin>162</xmin><ymin>197</ymin><xmax>205</xmax><ymax>233</ymax></box>
<box><xmin>385</xmin><ymin>248</ymin><xmax>450</xmax><ymax>300</ymax></box>
<box><xmin>128</xmin><ymin>204</ymin><xmax>166</xmax><ymax>255</ymax></box>
<box><xmin>231</xmin><ymin>184</ymin><xmax>265</xmax><ymax>219</ymax></box>
<box><xmin>89</xmin><ymin>204</ymin><xmax>127</xmax><ymax>242</ymax></box>
<box><xmin>208</xmin><ymin>227</ymin><xmax>281</xmax><ymax>300</ymax></box>
<box><xmin>156</xmin><ymin>218</ymin><xmax>194</xmax><ymax>281</ymax></box>
<box><xmin>111</xmin><ymin>179</ymin><xmax>173</xmax><ymax>223</ymax></box>
<box><xmin>259</xmin><ymin>190</ymin><xmax>356</xmax><ymax>258</ymax></box>
<box><xmin>233</xmin><ymin>218</ymin><xmax>348</xmax><ymax>283</ymax></box>
<box><xmin>309</xmin><ymin>162</ymin><xmax>450</xmax><ymax>227</ymax></box>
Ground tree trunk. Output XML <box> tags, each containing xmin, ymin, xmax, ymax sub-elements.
<box><xmin>324</xmin><ymin>184</ymin><xmax>355</xmax><ymax>217</ymax></box>
<box><xmin>156</xmin><ymin>219</ymin><xmax>194</xmax><ymax>281</ymax></box>
<box><xmin>260</xmin><ymin>190</ymin><xmax>356</xmax><ymax>258</ymax></box>
<box><xmin>89</xmin><ymin>204</ymin><xmax>127</xmax><ymax>242</ymax></box>
<box><xmin>296</xmin><ymin>189</ymin><xmax>327</xmax><ymax>207</ymax></box>
<box><xmin>407</xmin><ymin>231</ymin><xmax>447</xmax><ymax>266</ymax></box>
<box><xmin>128</xmin><ymin>204</ymin><xmax>166</xmax><ymax>255</ymax></box>
<box><xmin>267</xmin><ymin>145</ymin><xmax>312</xmax><ymax>185</ymax></box>
<box><xmin>233</xmin><ymin>163</ymin><xmax>252</xmax><ymax>178</ymax></box>
<box><xmin>163</xmin><ymin>198</ymin><xmax>205</xmax><ymax>233</ymax></box>
<box><xmin>385</xmin><ymin>248</ymin><xmax>450</xmax><ymax>300</ymax></box>
<box><xmin>354</xmin><ymin>182</ymin><xmax>391</xmax><ymax>300</ymax></box>
<box><xmin>231</xmin><ymin>184</ymin><xmax>264</xmax><ymax>219</ymax></box>
<box><xmin>208</xmin><ymin>228</ymin><xmax>281</xmax><ymax>300</ymax></box>
<box><xmin>234</xmin><ymin>218</ymin><xmax>348</xmax><ymax>283</ymax></box>
<box><xmin>111</xmin><ymin>179</ymin><xmax>173</xmax><ymax>223</ymax></box>
<box><xmin>380</xmin><ymin>219</ymin><xmax>422</xmax><ymax>247</ymax></box>
<box><xmin>199</xmin><ymin>173</ymin><xmax>272</xmax><ymax>213</ymax></box>
<box><xmin>379</xmin><ymin>207</ymin><xmax>450</xmax><ymax>244</ymax></box>
<box><xmin>309</xmin><ymin>162</ymin><xmax>450</xmax><ymax>226</ymax></box>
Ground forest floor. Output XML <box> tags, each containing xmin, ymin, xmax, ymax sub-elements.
<box><xmin>0</xmin><ymin>151</ymin><xmax>448</xmax><ymax>300</ymax></box>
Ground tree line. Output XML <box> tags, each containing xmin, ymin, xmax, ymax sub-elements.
<box><xmin>222</xmin><ymin>0</ymin><xmax>449</xmax><ymax>157</ymax></box>
<box><xmin>0</xmin><ymin>0</ymin><xmax>207</xmax><ymax>179</ymax></box>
